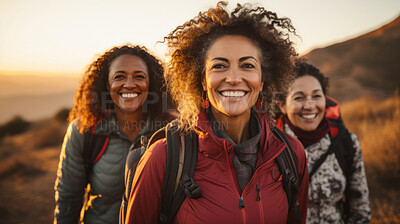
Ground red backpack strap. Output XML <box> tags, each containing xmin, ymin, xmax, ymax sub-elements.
<box><xmin>325</xmin><ymin>96</ymin><xmax>342</xmax><ymax>138</ymax></box>
<box><xmin>92</xmin><ymin>136</ymin><xmax>110</xmax><ymax>165</ymax></box>
<box><xmin>325</xmin><ymin>96</ymin><xmax>340</xmax><ymax>120</ymax></box>
<box><xmin>275</xmin><ymin>116</ymin><xmax>284</xmax><ymax>131</ymax></box>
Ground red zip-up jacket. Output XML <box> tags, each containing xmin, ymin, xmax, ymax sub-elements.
<box><xmin>126</xmin><ymin>111</ymin><xmax>308</xmax><ymax>223</ymax></box>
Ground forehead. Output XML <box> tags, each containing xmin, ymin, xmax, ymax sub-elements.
<box><xmin>290</xmin><ymin>75</ymin><xmax>323</xmax><ymax>94</ymax></box>
<box><xmin>109</xmin><ymin>54</ymin><xmax>148</xmax><ymax>71</ymax></box>
<box><xmin>206</xmin><ymin>35</ymin><xmax>261</xmax><ymax>59</ymax></box>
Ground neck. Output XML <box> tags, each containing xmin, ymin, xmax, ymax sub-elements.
<box><xmin>115</xmin><ymin>108</ymin><xmax>147</xmax><ymax>142</ymax></box>
<box><xmin>211</xmin><ymin>107</ymin><xmax>251</xmax><ymax>144</ymax></box>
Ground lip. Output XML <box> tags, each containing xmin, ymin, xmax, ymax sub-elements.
<box><xmin>218</xmin><ymin>89</ymin><xmax>249</xmax><ymax>98</ymax></box>
<box><xmin>299</xmin><ymin>113</ymin><xmax>318</xmax><ymax>120</ymax></box>
<box><xmin>120</xmin><ymin>92</ymin><xmax>140</xmax><ymax>99</ymax></box>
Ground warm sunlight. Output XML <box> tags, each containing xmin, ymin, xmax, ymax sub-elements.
<box><xmin>0</xmin><ymin>0</ymin><xmax>399</xmax><ymax>75</ymax></box>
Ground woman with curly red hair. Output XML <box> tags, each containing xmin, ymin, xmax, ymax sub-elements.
<box><xmin>126</xmin><ymin>2</ymin><xmax>308</xmax><ymax>223</ymax></box>
<box><xmin>54</xmin><ymin>44</ymin><xmax>172</xmax><ymax>224</ymax></box>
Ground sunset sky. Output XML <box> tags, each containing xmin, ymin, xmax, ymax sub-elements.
<box><xmin>0</xmin><ymin>0</ymin><xmax>399</xmax><ymax>76</ymax></box>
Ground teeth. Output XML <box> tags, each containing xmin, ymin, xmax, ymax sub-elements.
<box><xmin>302</xmin><ymin>114</ymin><xmax>316</xmax><ymax>119</ymax></box>
<box><xmin>121</xmin><ymin>93</ymin><xmax>138</xmax><ymax>98</ymax></box>
<box><xmin>220</xmin><ymin>91</ymin><xmax>245</xmax><ymax>97</ymax></box>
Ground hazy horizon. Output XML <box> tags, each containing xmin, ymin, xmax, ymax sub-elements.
<box><xmin>1</xmin><ymin>0</ymin><xmax>399</xmax><ymax>76</ymax></box>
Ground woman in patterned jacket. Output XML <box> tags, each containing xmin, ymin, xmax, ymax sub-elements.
<box><xmin>276</xmin><ymin>60</ymin><xmax>371</xmax><ymax>223</ymax></box>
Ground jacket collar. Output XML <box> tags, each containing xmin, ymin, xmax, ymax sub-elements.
<box><xmin>195</xmin><ymin>110</ymin><xmax>286</xmax><ymax>163</ymax></box>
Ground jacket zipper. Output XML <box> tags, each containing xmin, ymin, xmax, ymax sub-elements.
<box><xmin>223</xmin><ymin>142</ymin><xmax>247</xmax><ymax>224</ymax></box>
<box><xmin>256</xmin><ymin>184</ymin><xmax>264</xmax><ymax>223</ymax></box>
<box><xmin>224</xmin><ymin>142</ymin><xmax>286</xmax><ymax>223</ymax></box>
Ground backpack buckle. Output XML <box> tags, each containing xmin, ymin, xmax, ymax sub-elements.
<box><xmin>182</xmin><ymin>177</ymin><xmax>202</xmax><ymax>199</ymax></box>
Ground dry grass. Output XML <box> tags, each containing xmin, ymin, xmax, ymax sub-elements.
<box><xmin>341</xmin><ymin>96</ymin><xmax>400</xmax><ymax>223</ymax></box>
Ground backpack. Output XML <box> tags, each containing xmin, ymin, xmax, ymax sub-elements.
<box><xmin>309</xmin><ymin>96</ymin><xmax>356</xmax><ymax>181</ymax></box>
<box><xmin>82</xmin><ymin>129</ymin><xmax>110</xmax><ymax>183</ymax></box>
<box><xmin>144</xmin><ymin>120</ymin><xmax>302</xmax><ymax>224</ymax></box>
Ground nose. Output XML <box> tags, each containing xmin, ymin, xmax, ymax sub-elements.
<box><xmin>303</xmin><ymin>98</ymin><xmax>316</xmax><ymax>110</ymax></box>
<box><xmin>225</xmin><ymin>67</ymin><xmax>242</xmax><ymax>85</ymax></box>
<box><xmin>123</xmin><ymin>76</ymin><xmax>137</xmax><ymax>88</ymax></box>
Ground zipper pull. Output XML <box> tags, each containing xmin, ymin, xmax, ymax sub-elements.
<box><xmin>256</xmin><ymin>184</ymin><xmax>260</xmax><ymax>201</ymax></box>
<box><xmin>239</xmin><ymin>196</ymin><xmax>245</xmax><ymax>208</ymax></box>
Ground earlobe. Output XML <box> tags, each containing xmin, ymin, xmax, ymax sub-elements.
<box><xmin>201</xmin><ymin>78</ymin><xmax>207</xmax><ymax>91</ymax></box>
<box><xmin>277</xmin><ymin>101</ymin><xmax>286</xmax><ymax>114</ymax></box>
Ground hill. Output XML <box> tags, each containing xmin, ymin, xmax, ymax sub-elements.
<box><xmin>0</xmin><ymin>74</ymin><xmax>79</xmax><ymax>123</ymax></box>
<box><xmin>0</xmin><ymin>116</ymin><xmax>67</xmax><ymax>223</ymax></box>
<box><xmin>0</xmin><ymin>91</ymin><xmax>75</xmax><ymax>123</ymax></box>
<box><xmin>303</xmin><ymin>15</ymin><xmax>400</xmax><ymax>102</ymax></box>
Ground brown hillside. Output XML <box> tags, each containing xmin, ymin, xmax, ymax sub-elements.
<box><xmin>304</xmin><ymin>15</ymin><xmax>400</xmax><ymax>102</ymax></box>
<box><xmin>0</xmin><ymin>117</ymin><xmax>67</xmax><ymax>223</ymax></box>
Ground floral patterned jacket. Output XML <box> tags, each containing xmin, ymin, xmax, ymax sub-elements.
<box><xmin>283</xmin><ymin>124</ymin><xmax>371</xmax><ymax>224</ymax></box>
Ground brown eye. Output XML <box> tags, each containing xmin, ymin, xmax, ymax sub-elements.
<box><xmin>136</xmin><ymin>74</ymin><xmax>146</xmax><ymax>79</ymax></box>
<box><xmin>212</xmin><ymin>64</ymin><xmax>226</xmax><ymax>69</ymax></box>
<box><xmin>242</xmin><ymin>63</ymin><xmax>255</xmax><ymax>69</ymax></box>
<box><xmin>114</xmin><ymin>74</ymin><xmax>125</xmax><ymax>80</ymax></box>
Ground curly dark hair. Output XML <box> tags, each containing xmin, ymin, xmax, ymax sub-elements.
<box><xmin>276</xmin><ymin>59</ymin><xmax>330</xmax><ymax>103</ymax></box>
<box><xmin>295</xmin><ymin>59</ymin><xmax>329</xmax><ymax>95</ymax></box>
<box><xmin>69</xmin><ymin>44</ymin><xmax>165</xmax><ymax>133</ymax></box>
<box><xmin>164</xmin><ymin>1</ymin><xmax>298</xmax><ymax>130</ymax></box>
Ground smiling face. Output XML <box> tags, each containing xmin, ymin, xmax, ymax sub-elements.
<box><xmin>108</xmin><ymin>54</ymin><xmax>149</xmax><ymax>114</ymax></box>
<box><xmin>278</xmin><ymin>75</ymin><xmax>326</xmax><ymax>131</ymax></box>
<box><xmin>202</xmin><ymin>35</ymin><xmax>263</xmax><ymax>119</ymax></box>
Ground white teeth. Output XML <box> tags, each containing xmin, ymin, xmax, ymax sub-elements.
<box><xmin>220</xmin><ymin>91</ymin><xmax>245</xmax><ymax>97</ymax></box>
<box><xmin>121</xmin><ymin>93</ymin><xmax>138</xmax><ymax>98</ymax></box>
<box><xmin>302</xmin><ymin>114</ymin><xmax>316</xmax><ymax>119</ymax></box>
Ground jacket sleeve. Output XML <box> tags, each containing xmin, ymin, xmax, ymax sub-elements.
<box><xmin>53</xmin><ymin>121</ymin><xmax>86</xmax><ymax>224</ymax></box>
<box><xmin>345</xmin><ymin>133</ymin><xmax>371</xmax><ymax>223</ymax></box>
<box><xmin>125</xmin><ymin>139</ymin><xmax>167</xmax><ymax>224</ymax></box>
<box><xmin>120</xmin><ymin>146</ymin><xmax>144</xmax><ymax>224</ymax></box>
<box><xmin>287</xmin><ymin>136</ymin><xmax>309</xmax><ymax>224</ymax></box>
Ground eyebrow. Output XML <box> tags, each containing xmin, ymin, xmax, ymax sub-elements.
<box><xmin>293</xmin><ymin>89</ymin><xmax>323</xmax><ymax>95</ymax></box>
<box><xmin>239</xmin><ymin>56</ymin><xmax>257</xmax><ymax>62</ymax></box>
<box><xmin>211</xmin><ymin>56</ymin><xmax>258</xmax><ymax>62</ymax></box>
<box><xmin>113</xmin><ymin>70</ymin><xmax>146</xmax><ymax>74</ymax></box>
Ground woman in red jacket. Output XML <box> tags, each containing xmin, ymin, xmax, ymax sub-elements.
<box><xmin>126</xmin><ymin>2</ymin><xmax>308</xmax><ymax>223</ymax></box>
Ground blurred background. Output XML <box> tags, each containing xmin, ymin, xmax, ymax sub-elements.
<box><xmin>0</xmin><ymin>0</ymin><xmax>399</xmax><ymax>223</ymax></box>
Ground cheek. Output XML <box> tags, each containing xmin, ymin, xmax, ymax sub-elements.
<box><xmin>205</xmin><ymin>73</ymin><xmax>223</xmax><ymax>90</ymax></box>
<box><xmin>287</xmin><ymin>101</ymin><xmax>302</xmax><ymax>114</ymax></box>
<box><xmin>142</xmin><ymin>80</ymin><xmax>150</xmax><ymax>92</ymax></box>
<box><xmin>317</xmin><ymin>102</ymin><xmax>326</xmax><ymax>113</ymax></box>
<box><xmin>108</xmin><ymin>81</ymin><xmax>119</xmax><ymax>93</ymax></box>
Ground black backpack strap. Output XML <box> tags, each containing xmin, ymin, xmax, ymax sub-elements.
<box><xmin>272</xmin><ymin>126</ymin><xmax>301</xmax><ymax>223</ymax></box>
<box><xmin>309</xmin><ymin>124</ymin><xmax>355</xmax><ymax>181</ymax></box>
<box><xmin>159</xmin><ymin>123</ymin><xmax>201</xmax><ymax>224</ymax></box>
<box><xmin>83</xmin><ymin>131</ymin><xmax>109</xmax><ymax>183</ymax></box>
<box><xmin>331</xmin><ymin>125</ymin><xmax>356</xmax><ymax>180</ymax></box>
<box><xmin>159</xmin><ymin>123</ymin><xmax>181</xmax><ymax>223</ymax></box>
<box><xmin>308</xmin><ymin>147</ymin><xmax>334</xmax><ymax>180</ymax></box>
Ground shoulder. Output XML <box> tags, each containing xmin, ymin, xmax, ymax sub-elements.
<box><xmin>284</xmin><ymin>132</ymin><xmax>306</xmax><ymax>160</ymax></box>
<box><xmin>61</xmin><ymin>119</ymin><xmax>86</xmax><ymax>155</ymax></box>
<box><xmin>140</xmin><ymin>138</ymin><xmax>167</xmax><ymax>168</ymax></box>
<box><xmin>348</xmin><ymin>131</ymin><xmax>360</xmax><ymax>145</ymax></box>
<box><xmin>65</xmin><ymin>119</ymin><xmax>84</xmax><ymax>142</ymax></box>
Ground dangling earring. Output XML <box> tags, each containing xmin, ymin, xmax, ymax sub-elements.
<box><xmin>256</xmin><ymin>93</ymin><xmax>263</xmax><ymax>110</ymax></box>
<box><xmin>201</xmin><ymin>92</ymin><xmax>209</xmax><ymax>109</ymax></box>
